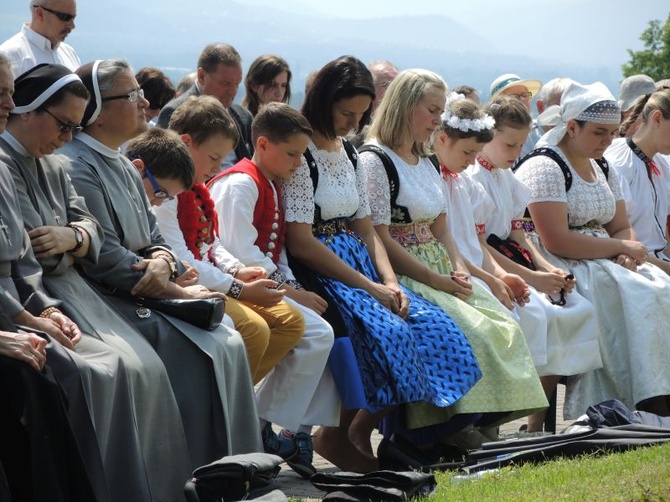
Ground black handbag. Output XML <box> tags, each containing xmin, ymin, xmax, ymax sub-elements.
<box><xmin>184</xmin><ymin>453</ymin><xmax>285</xmax><ymax>501</ymax></box>
<box><xmin>137</xmin><ymin>297</ymin><xmax>225</xmax><ymax>331</ymax></box>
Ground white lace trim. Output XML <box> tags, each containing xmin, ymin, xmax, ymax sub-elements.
<box><xmin>282</xmin><ymin>140</ymin><xmax>370</xmax><ymax>223</ymax></box>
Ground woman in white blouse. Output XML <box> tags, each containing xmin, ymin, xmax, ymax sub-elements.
<box><xmin>282</xmin><ymin>56</ymin><xmax>480</xmax><ymax>472</ymax></box>
<box><xmin>516</xmin><ymin>81</ymin><xmax>670</xmax><ymax>417</ymax></box>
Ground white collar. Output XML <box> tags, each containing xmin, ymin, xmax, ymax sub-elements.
<box><xmin>22</xmin><ymin>23</ymin><xmax>58</xmax><ymax>51</ymax></box>
<box><xmin>0</xmin><ymin>131</ymin><xmax>31</xmax><ymax>157</ymax></box>
<box><xmin>76</xmin><ymin>132</ymin><xmax>121</xmax><ymax>159</ymax></box>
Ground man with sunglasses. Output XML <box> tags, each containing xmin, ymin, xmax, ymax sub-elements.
<box><xmin>1</xmin><ymin>0</ymin><xmax>80</xmax><ymax>78</ymax></box>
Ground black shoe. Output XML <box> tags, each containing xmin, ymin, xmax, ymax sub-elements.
<box><xmin>378</xmin><ymin>435</ymin><xmax>464</xmax><ymax>472</ymax></box>
<box><xmin>377</xmin><ymin>436</ymin><xmax>428</xmax><ymax>471</ymax></box>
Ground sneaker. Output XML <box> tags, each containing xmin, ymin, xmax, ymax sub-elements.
<box><xmin>262</xmin><ymin>423</ymin><xmax>297</xmax><ymax>460</ymax></box>
<box><xmin>281</xmin><ymin>430</ymin><xmax>317</xmax><ymax>479</ymax></box>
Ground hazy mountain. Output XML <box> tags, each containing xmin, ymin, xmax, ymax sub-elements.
<box><xmin>0</xmin><ymin>1</ymin><xmax>634</xmax><ymax>106</ymax></box>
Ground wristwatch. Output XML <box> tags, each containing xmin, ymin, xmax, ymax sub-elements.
<box><xmin>67</xmin><ymin>224</ymin><xmax>84</xmax><ymax>252</ymax></box>
<box><xmin>157</xmin><ymin>255</ymin><xmax>178</xmax><ymax>281</ymax></box>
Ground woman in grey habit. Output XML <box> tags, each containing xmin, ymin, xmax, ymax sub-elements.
<box><xmin>0</xmin><ymin>61</ymin><xmax>197</xmax><ymax>501</ymax></box>
<box><xmin>59</xmin><ymin>59</ymin><xmax>262</xmax><ymax>472</ymax></box>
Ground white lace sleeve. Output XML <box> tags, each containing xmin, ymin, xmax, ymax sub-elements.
<box><xmin>281</xmin><ymin>155</ymin><xmax>315</xmax><ymax>224</ymax></box>
<box><xmin>360</xmin><ymin>150</ymin><xmax>391</xmax><ymax>226</ymax></box>
<box><xmin>516</xmin><ymin>155</ymin><xmax>568</xmax><ymax>204</ymax></box>
<box><xmin>353</xmin><ymin>153</ymin><xmax>371</xmax><ymax>220</ymax></box>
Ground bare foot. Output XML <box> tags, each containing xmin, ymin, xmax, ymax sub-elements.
<box><xmin>348</xmin><ymin>425</ymin><xmax>374</xmax><ymax>457</ymax></box>
<box><xmin>348</xmin><ymin>408</ymin><xmax>390</xmax><ymax>457</ymax></box>
<box><xmin>313</xmin><ymin>426</ymin><xmax>378</xmax><ymax>473</ymax></box>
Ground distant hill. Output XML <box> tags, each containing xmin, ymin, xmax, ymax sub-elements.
<box><xmin>0</xmin><ymin>1</ymin><xmax>626</xmax><ymax>108</ymax></box>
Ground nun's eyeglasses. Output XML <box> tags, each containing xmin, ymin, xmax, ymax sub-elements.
<box><xmin>42</xmin><ymin>108</ymin><xmax>82</xmax><ymax>134</ymax></box>
<box><xmin>33</xmin><ymin>5</ymin><xmax>76</xmax><ymax>22</ymax></box>
<box><xmin>101</xmin><ymin>88</ymin><xmax>145</xmax><ymax>103</ymax></box>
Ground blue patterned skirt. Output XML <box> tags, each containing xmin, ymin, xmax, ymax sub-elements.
<box><xmin>290</xmin><ymin>219</ymin><xmax>481</xmax><ymax>411</ymax></box>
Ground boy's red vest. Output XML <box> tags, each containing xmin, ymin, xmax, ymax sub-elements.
<box><xmin>207</xmin><ymin>158</ymin><xmax>285</xmax><ymax>265</ymax></box>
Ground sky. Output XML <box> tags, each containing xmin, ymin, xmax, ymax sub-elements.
<box><xmin>1</xmin><ymin>0</ymin><xmax>668</xmax><ymax>100</ymax></box>
<box><xmin>243</xmin><ymin>0</ymin><xmax>668</xmax><ymax>68</ymax></box>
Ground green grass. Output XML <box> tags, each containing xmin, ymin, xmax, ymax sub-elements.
<box><xmin>432</xmin><ymin>443</ymin><xmax>670</xmax><ymax>501</ymax></box>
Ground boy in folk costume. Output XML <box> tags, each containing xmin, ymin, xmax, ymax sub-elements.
<box><xmin>127</xmin><ymin>110</ymin><xmax>307</xmax><ymax>463</ymax></box>
<box><xmin>207</xmin><ymin>102</ymin><xmax>340</xmax><ymax>478</ymax></box>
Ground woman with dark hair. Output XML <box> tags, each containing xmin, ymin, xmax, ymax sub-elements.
<box><xmin>243</xmin><ymin>54</ymin><xmax>291</xmax><ymax>116</ymax></box>
<box><xmin>282</xmin><ymin>55</ymin><xmax>480</xmax><ymax>472</ymax></box>
<box><xmin>135</xmin><ymin>66</ymin><xmax>175</xmax><ymax>123</ymax></box>
<box><xmin>59</xmin><ymin>59</ymin><xmax>261</xmax><ymax>476</ymax></box>
<box><xmin>1</xmin><ymin>62</ymin><xmax>194</xmax><ymax>501</ymax></box>
<box><xmin>517</xmin><ymin>81</ymin><xmax>670</xmax><ymax>417</ymax></box>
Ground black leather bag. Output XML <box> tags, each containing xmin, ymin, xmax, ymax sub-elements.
<box><xmin>184</xmin><ymin>453</ymin><xmax>285</xmax><ymax>501</ymax></box>
<box><xmin>138</xmin><ymin>297</ymin><xmax>225</xmax><ymax>331</ymax></box>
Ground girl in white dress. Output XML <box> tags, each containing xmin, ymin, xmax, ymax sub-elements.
<box><xmin>516</xmin><ymin>81</ymin><xmax>670</xmax><ymax>417</ymax></box>
<box><xmin>604</xmin><ymin>88</ymin><xmax>670</xmax><ymax>273</ymax></box>
<box><xmin>468</xmin><ymin>95</ymin><xmax>601</xmax><ymax>429</ymax></box>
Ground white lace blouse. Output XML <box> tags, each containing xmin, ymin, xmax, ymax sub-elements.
<box><xmin>282</xmin><ymin>140</ymin><xmax>370</xmax><ymax>223</ymax></box>
<box><xmin>360</xmin><ymin>142</ymin><xmax>446</xmax><ymax>226</ymax></box>
<box><xmin>516</xmin><ymin>146</ymin><xmax>624</xmax><ymax>228</ymax></box>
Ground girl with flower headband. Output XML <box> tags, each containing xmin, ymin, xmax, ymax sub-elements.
<box><xmin>605</xmin><ymin>88</ymin><xmax>670</xmax><ymax>274</ymax></box>
<box><xmin>516</xmin><ymin>81</ymin><xmax>670</xmax><ymax>417</ymax></box>
<box><xmin>469</xmin><ymin>95</ymin><xmax>601</xmax><ymax>432</ymax></box>
<box><xmin>361</xmin><ymin>70</ymin><xmax>546</xmax><ymax>449</ymax></box>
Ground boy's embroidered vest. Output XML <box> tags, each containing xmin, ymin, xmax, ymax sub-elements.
<box><xmin>177</xmin><ymin>184</ymin><xmax>218</xmax><ymax>263</ymax></box>
<box><xmin>208</xmin><ymin>158</ymin><xmax>285</xmax><ymax>265</ymax></box>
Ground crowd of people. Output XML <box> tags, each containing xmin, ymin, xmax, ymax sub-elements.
<box><xmin>2</xmin><ymin>1</ymin><xmax>670</xmax><ymax>501</ymax></box>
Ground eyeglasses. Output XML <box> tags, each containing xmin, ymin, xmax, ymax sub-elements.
<box><xmin>507</xmin><ymin>91</ymin><xmax>533</xmax><ymax>100</ymax></box>
<box><xmin>42</xmin><ymin>108</ymin><xmax>82</xmax><ymax>134</ymax></box>
<box><xmin>143</xmin><ymin>164</ymin><xmax>173</xmax><ymax>201</ymax></box>
<box><xmin>101</xmin><ymin>88</ymin><xmax>145</xmax><ymax>103</ymax></box>
<box><xmin>33</xmin><ymin>5</ymin><xmax>76</xmax><ymax>22</ymax></box>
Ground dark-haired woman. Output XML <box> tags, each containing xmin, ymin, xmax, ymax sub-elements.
<box><xmin>1</xmin><ymin>62</ymin><xmax>193</xmax><ymax>501</ymax></box>
<box><xmin>282</xmin><ymin>55</ymin><xmax>480</xmax><ymax>472</ymax></box>
<box><xmin>242</xmin><ymin>54</ymin><xmax>291</xmax><ymax>116</ymax></box>
<box><xmin>517</xmin><ymin>81</ymin><xmax>670</xmax><ymax>417</ymax></box>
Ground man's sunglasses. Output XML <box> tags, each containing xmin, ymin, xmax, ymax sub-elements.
<box><xmin>33</xmin><ymin>5</ymin><xmax>76</xmax><ymax>22</ymax></box>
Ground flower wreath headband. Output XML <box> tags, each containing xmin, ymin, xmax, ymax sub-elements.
<box><xmin>440</xmin><ymin>92</ymin><xmax>495</xmax><ymax>132</ymax></box>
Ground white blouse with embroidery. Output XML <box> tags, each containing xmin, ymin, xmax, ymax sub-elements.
<box><xmin>360</xmin><ymin>142</ymin><xmax>446</xmax><ymax>226</ymax></box>
<box><xmin>282</xmin><ymin>140</ymin><xmax>370</xmax><ymax>223</ymax></box>
<box><xmin>469</xmin><ymin>161</ymin><xmax>531</xmax><ymax>239</ymax></box>
<box><xmin>443</xmin><ymin>171</ymin><xmax>493</xmax><ymax>267</ymax></box>
<box><xmin>516</xmin><ymin>146</ymin><xmax>624</xmax><ymax>228</ymax></box>
<box><xmin>605</xmin><ymin>138</ymin><xmax>670</xmax><ymax>256</ymax></box>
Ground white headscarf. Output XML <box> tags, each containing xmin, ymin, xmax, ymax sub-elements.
<box><xmin>537</xmin><ymin>82</ymin><xmax>620</xmax><ymax>146</ymax></box>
